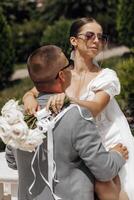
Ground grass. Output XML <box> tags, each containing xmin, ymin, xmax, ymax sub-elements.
<box><xmin>14</xmin><ymin>63</ymin><xmax>26</xmax><ymax>70</ymax></box>
<box><xmin>0</xmin><ymin>78</ymin><xmax>33</xmax><ymax>110</ymax></box>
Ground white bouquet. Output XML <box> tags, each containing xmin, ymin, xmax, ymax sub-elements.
<box><xmin>0</xmin><ymin>99</ymin><xmax>49</xmax><ymax>152</ymax></box>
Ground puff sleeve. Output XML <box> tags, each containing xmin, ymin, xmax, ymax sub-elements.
<box><xmin>89</xmin><ymin>68</ymin><xmax>121</xmax><ymax>99</ymax></box>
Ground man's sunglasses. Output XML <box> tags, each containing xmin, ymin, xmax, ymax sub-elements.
<box><xmin>55</xmin><ymin>59</ymin><xmax>74</xmax><ymax>79</ymax></box>
<box><xmin>61</xmin><ymin>59</ymin><xmax>74</xmax><ymax>71</ymax></box>
<box><xmin>77</xmin><ymin>31</ymin><xmax>108</xmax><ymax>43</ymax></box>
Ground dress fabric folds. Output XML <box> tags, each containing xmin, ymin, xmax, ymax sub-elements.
<box><xmin>80</xmin><ymin>68</ymin><xmax>134</xmax><ymax>200</ymax></box>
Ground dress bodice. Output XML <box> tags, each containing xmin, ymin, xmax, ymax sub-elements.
<box><xmin>80</xmin><ymin>69</ymin><xmax>134</xmax><ymax>200</ymax></box>
<box><xmin>80</xmin><ymin>68</ymin><xmax>122</xmax><ymax>149</ymax></box>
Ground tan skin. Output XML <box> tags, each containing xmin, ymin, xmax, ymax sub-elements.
<box><xmin>23</xmin><ymin>22</ymin><xmax>129</xmax><ymax>200</ymax></box>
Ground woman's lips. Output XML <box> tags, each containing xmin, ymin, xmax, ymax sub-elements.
<box><xmin>90</xmin><ymin>46</ymin><xmax>98</xmax><ymax>50</ymax></box>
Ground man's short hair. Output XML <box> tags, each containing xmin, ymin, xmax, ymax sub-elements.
<box><xmin>27</xmin><ymin>45</ymin><xmax>67</xmax><ymax>91</ymax></box>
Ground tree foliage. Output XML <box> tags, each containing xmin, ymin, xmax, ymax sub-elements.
<box><xmin>116</xmin><ymin>57</ymin><xmax>134</xmax><ymax>110</ymax></box>
<box><xmin>41</xmin><ymin>18</ymin><xmax>72</xmax><ymax>57</ymax></box>
<box><xmin>0</xmin><ymin>0</ymin><xmax>45</xmax><ymax>62</ymax></box>
<box><xmin>0</xmin><ymin>0</ymin><xmax>40</xmax><ymax>24</ymax></box>
<box><xmin>14</xmin><ymin>20</ymin><xmax>45</xmax><ymax>62</ymax></box>
<box><xmin>116</xmin><ymin>0</ymin><xmax>134</xmax><ymax>47</ymax></box>
<box><xmin>0</xmin><ymin>8</ymin><xmax>15</xmax><ymax>88</ymax></box>
<box><xmin>41</xmin><ymin>0</ymin><xmax>117</xmax><ymax>43</ymax></box>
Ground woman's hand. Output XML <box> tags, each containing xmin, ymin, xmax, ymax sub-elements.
<box><xmin>46</xmin><ymin>93</ymin><xmax>67</xmax><ymax>114</ymax></box>
<box><xmin>23</xmin><ymin>92</ymin><xmax>40</xmax><ymax>115</ymax></box>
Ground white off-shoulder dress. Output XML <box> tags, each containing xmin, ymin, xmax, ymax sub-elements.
<box><xmin>80</xmin><ymin>68</ymin><xmax>134</xmax><ymax>200</ymax></box>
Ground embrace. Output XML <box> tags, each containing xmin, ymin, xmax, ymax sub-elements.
<box><xmin>6</xmin><ymin>17</ymin><xmax>134</xmax><ymax>200</ymax></box>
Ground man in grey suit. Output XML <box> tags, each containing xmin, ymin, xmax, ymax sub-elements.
<box><xmin>6</xmin><ymin>45</ymin><xmax>128</xmax><ymax>200</ymax></box>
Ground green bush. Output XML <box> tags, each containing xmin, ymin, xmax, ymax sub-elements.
<box><xmin>41</xmin><ymin>18</ymin><xmax>72</xmax><ymax>57</ymax></box>
<box><xmin>0</xmin><ymin>9</ymin><xmax>15</xmax><ymax>88</ymax></box>
<box><xmin>116</xmin><ymin>57</ymin><xmax>134</xmax><ymax>111</ymax></box>
<box><xmin>116</xmin><ymin>0</ymin><xmax>134</xmax><ymax>47</ymax></box>
<box><xmin>118</xmin><ymin>64</ymin><xmax>134</xmax><ymax>135</ymax></box>
<box><xmin>14</xmin><ymin>20</ymin><xmax>45</xmax><ymax>62</ymax></box>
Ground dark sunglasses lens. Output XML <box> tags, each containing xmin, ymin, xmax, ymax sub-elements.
<box><xmin>62</xmin><ymin>60</ymin><xmax>74</xmax><ymax>70</ymax></box>
<box><xmin>100</xmin><ymin>34</ymin><xmax>108</xmax><ymax>42</ymax></box>
<box><xmin>85</xmin><ymin>32</ymin><xmax>94</xmax><ymax>40</ymax></box>
<box><xmin>69</xmin><ymin>59</ymin><xmax>74</xmax><ymax>66</ymax></box>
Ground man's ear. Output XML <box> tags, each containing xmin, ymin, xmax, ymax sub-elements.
<box><xmin>58</xmin><ymin>71</ymin><xmax>65</xmax><ymax>82</ymax></box>
<box><xmin>70</xmin><ymin>36</ymin><xmax>77</xmax><ymax>48</ymax></box>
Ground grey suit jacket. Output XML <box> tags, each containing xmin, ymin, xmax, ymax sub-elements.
<box><xmin>5</xmin><ymin>93</ymin><xmax>125</xmax><ymax>200</ymax></box>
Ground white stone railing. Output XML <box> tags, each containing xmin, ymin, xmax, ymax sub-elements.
<box><xmin>0</xmin><ymin>152</ymin><xmax>18</xmax><ymax>200</ymax></box>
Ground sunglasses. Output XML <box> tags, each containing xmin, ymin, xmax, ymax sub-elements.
<box><xmin>61</xmin><ymin>59</ymin><xmax>74</xmax><ymax>71</ymax></box>
<box><xmin>77</xmin><ymin>31</ymin><xmax>108</xmax><ymax>43</ymax></box>
<box><xmin>55</xmin><ymin>59</ymin><xmax>74</xmax><ymax>79</ymax></box>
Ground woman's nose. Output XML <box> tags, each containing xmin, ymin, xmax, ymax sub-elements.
<box><xmin>93</xmin><ymin>35</ymin><xmax>99</xmax><ymax>43</ymax></box>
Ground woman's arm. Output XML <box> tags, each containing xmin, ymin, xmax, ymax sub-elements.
<box><xmin>46</xmin><ymin>91</ymin><xmax>110</xmax><ymax>117</ymax></box>
<box><xmin>23</xmin><ymin>87</ymin><xmax>40</xmax><ymax>115</ymax></box>
<box><xmin>70</xmin><ymin>90</ymin><xmax>110</xmax><ymax>117</ymax></box>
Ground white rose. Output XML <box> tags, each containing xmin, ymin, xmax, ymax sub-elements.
<box><xmin>11</xmin><ymin>121</ymin><xmax>29</xmax><ymax>140</ymax></box>
<box><xmin>7</xmin><ymin>139</ymin><xmax>20</xmax><ymax>149</ymax></box>
<box><xmin>1</xmin><ymin>99</ymin><xmax>24</xmax><ymax>124</ymax></box>
<box><xmin>0</xmin><ymin>116</ymin><xmax>11</xmax><ymax>144</ymax></box>
<box><xmin>1</xmin><ymin>99</ymin><xmax>23</xmax><ymax>113</ymax></box>
<box><xmin>4</xmin><ymin>110</ymin><xmax>24</xmax><ymax>125</ymax></box>
<box><xmin>28</xmin><ymin>128</ymin><xmax>45</xmax><ymax>145</ymax></box>
<box><xmin>20</xmin><ymin>128</ymin><xmax>45</xmax><ymax>152</ymax></box>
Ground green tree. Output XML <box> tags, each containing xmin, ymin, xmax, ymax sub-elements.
<box><xmin>116</xmin><ymin>0</ymin><xmax>134</xmax><ymax>47</ymax></box>
<box><xmin>41</xmin><ymin>18</ymin><xmax>72</xmax><ymax>57</ymax></box>
<box><xmin>41</xmin><ymin>0</ymin><xmax>93</xmax><ymax>22</ymax></box>
<box><xmin>0</xmin><ymin>0</ymin><xmax>40</xmax><ymax>24</ymax></box>
<box><xmin>14</xmin><ymin>20</ymin><xmax>44</xmax><ymax>62</ymax></box>
<box><xmin>0</xmin><ymin>0</ymin><xmax>45</xmax><ymax>62</ymax></box>
<box><xmin>41</xmin><ymin>0</ymin><xmax>117</xmax><ymax>42</ymax></box>
<box><xmin>0</xmin><ymin>8</ymin><xmax>15</xmax><ymax>88</ymax></box>
<box><xmin>116</xmin><ymin>57</ymin><xmax>134</xmax><ymax>110</ymax></box>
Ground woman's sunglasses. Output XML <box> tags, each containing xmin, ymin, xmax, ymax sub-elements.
<box><xmin>77</xmin><ymin>31</ymin><xmax>108</xmax><ymax>43</ymax></box>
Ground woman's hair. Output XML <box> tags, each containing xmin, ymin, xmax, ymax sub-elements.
<box><xmin>69</xmin><ymin>17</ymin><xmax>99</xmax><ymax>37</ymax></box>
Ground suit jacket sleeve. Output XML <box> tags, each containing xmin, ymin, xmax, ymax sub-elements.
<box><xmin>72</xmin><ymin>107</ymin><xmax>125</xmax><ymax>181</ymax></box>
<box><xmin>5</xmin><ymin>145</ymin><xmax>17</xmax><ymax>170</ymax></box>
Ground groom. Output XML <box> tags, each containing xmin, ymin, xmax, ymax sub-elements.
<box><xmin>6</xmin><ymin>45</ymin><xmax>127</xmax><ymax>200</ymax></box>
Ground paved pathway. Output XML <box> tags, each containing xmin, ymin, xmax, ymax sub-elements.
<box><xmin>96</xmin><ymin>45</ymin><xmax>130</xmax><ymax>61</ymax></box>
<box><xmin>10</xmin><ymin>45</ymin><xmax>130</xmax><ymax>81</ymax></box>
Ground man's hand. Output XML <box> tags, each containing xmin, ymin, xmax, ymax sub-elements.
<box><xmin>110</xmin><ymin>143</ymin><xmax>129</xmax><ymax>160</ymax></box>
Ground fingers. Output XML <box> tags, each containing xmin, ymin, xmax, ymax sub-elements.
<box><xmin>25</xmin><ymin>107</ymin><xmax>36</xmax><ymax>115</ymax></box>
<box><xmin>119</xmin><ymin>145</ymin><xmax>128</xmax><ymax>160</ymax></box>
<box><xmin>23</xmin><ymin>93</ymin><xmax>39</xmax><ymax>115</ymax></box>
<box><xmin>46</xmin><ymin>96</ymin><xmax>53</xmax><ymax>111</ymax></box>
<box><xmin>110</xmin><ymin>143</ymin><xmax>129</xmax><ymax>160</ymax></box>
<box><xmin>116</xmin><ymin>143</ymin><xmax>123</xmax><ymax>148</ymax></box>
<box><xmin>121</xmin><ymin>146</ymin><xmax>129</xmax><ymax>160</ymax></box>
<box><xmin>46</xmin><ymin>93</ymin><xmax>66</xmax><ymax>114</ymax></box>
<box><xmin>55</xmin><ymin>94</ymin><xmax>65</xmax><ymax>111</ymax></box>
<box><xmin>24</xmin><ymin>102</ymin><xmax>39</xmax><ymax>115</ymax></box>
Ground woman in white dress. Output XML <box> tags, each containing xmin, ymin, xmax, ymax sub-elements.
<box><xmin>23</xmin><ymin>18</ymin><xmax>134</xmax><ymax>200</ymax></box>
